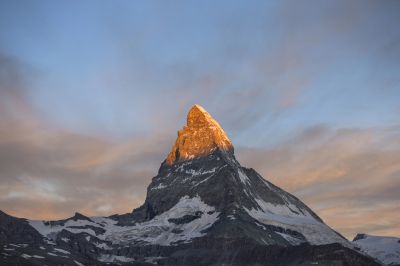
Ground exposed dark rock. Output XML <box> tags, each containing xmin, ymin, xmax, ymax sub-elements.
<box><xmin>168</xmin><ymin>213</ymin><xmax>202</xmax><ymax>225</ymax></box>
<box><xmin>44</xmin><ymin>212</ymin><xmax>93</xmax><ymax>227</ymax></box>
<box><xmin>353</xmin><ymin>233</ymin><xmax>367</xmax><ymax>241</ymax></box>
<box><xmin>0</xmin><ymin>105</ymin><xmax>385</xmax><ymax>265</ymax></box>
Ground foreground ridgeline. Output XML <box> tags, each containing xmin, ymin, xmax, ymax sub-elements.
<box><xmin>0</xmin><ymin>105</ymin><xmax>385</xmax><ymax>265</ymax></box>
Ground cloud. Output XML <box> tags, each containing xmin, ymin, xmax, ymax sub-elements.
<box><xmin>236</xmin><ymin>124</ymin><xmax>400</xmax><ymax>239</ymax></box>
<box><xmin>0</xmin><ymin>54</ymin><xmax>172</xmax><ymax>219</ymax></box>
<box><xmin>0</xmin><ymin>115</ymin><xmax>173</xmax><ymax>219</ymax></box>
<box><xmin>0</xmin><ymin>1</ymin><xmax>399</xmax><ymax>240</ymax></box>
<box><xmin>0</xmin><ymin>54</ymin><xmax>35</xmax><ymax>123</ymax></box>
<box><xmin>0</xmin><ymin>122</ymin><xmax>173</xmax><ymax>219</ymax></box>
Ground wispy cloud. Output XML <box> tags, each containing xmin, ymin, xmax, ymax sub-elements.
<box><xmin>237</xmin><ymin>125</ymin><xmax>400</xmax><ymax>239</ymax></box>
<box><xmin>0</xmin><ymin>1</ymin><xmax>399</xmax><ymax>240</ymax></box>
<box><xmin>0</xmin><ymin>54</ymin><xmax>170</xmax><ymax>219</ymax></box>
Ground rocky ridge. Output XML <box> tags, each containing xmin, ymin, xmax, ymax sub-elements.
<box><xmin>166</xmin><ymin>104</ymin><xmax>233</xmax><ymax>165</ymax></box>
<box><xmin>0</xmin><ymin>104</ymin><xmax>383</xmax><ymax>265</ymax></box>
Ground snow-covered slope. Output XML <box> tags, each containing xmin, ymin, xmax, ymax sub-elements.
<box><xmin>353</xmin><ymin>234</ymin><xmax>400</xmax><ymax>265</ymax></box>
<box><xmin>30</xmin><ymin>195</ymin><xmax>219</xmax><ymax>247</ymax></box>
<box><xmin>244</xmin><ymin>197</ymin><xmax>348</xmax><ymax>246</ymax></box>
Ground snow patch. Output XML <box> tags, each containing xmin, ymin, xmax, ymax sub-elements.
<box><xmin>276</xmin><ymin>232</ymin><xmax>303</xmax><ymax>245</ymax></box>
<box><xmin>101</xmin><ymin>195</ymin><xmax>220</xmax><ymax>246</ymax></box>
<box><xmin>74</xmin><ymin>260</ymin><xmax>85</xmax><ymax>266</ymax></box>
<box><xmin>94</xmin><ymin>242</ymin><xmax>112</xmax><ymax>250</ymax></box>
<box><xmin>245</xmin><ymin>198</ymin><xmax>348</xmax><ymax>246</ymax></box>
<box><xmin>98</xmin><ymin>254</ymin><xmax>135</xmax><ymax>263</ymax></box>
<box><xmin>30</xmin><ymin>195</ymin><xmax>219</xmax><ymax>247</ymax></box>
<box><xmin>238</xmin><ymin>169</ymin><xmax>250</xmax><ymax>184</ymax></box>
<box><xmin>185</xmin><ymin>167</ymin><xmax>217</xmax><ymax>176</ymax></box>
<box><xmin>145</xmin><ymin>256</ymin><xmax>165</xmax><ymax>263</ymax></box>
<box><xmin>54</xmin><ymin>248</ymin><xmax>70</xmax><ymax>254</ymax></box>
<box><xmin>29</xmin><ymin>218</ymin><xmax>104</xmax><ymax>240</ymax></box>
<box><xmin>227</xmin><ymin>215</ymin><xmax>235</xmax><ymax>220</ymax></box>
<box><xmin>151</xmin><ymin>183</ymin><xmax>167</xmax><ymax>190</ymax></box>
<box><xmin>193</xmin><ymin>165</ymin><xmax>227</xmax><ymax>187</ymax></box>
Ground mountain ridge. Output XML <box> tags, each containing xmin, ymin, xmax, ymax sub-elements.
<box><xmin>0</xmin><ymin>105</ymin><xmax>382</xmax><ymax>265</ymax></box>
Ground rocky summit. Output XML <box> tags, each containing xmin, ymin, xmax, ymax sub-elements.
<box><xmin>0</xmin><ymin>105</ymin><xmax>383</xmax><ymax>265</ymax></box>
<box><xmin>166</xmin><ymin>104</ymin><xmax>233</xmax><ymax>165</ymax></box>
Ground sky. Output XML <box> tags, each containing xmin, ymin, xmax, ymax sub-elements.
<box><xmin>0</xmin><ymin>0</ymin><xmax>399</xmax><ymax>239</ymax></box>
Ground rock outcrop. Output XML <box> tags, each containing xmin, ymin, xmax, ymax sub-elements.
<box><xmin>166</xmin><ymin>104</ymin><xmax>233</xmax><ymax>165</ymax></box>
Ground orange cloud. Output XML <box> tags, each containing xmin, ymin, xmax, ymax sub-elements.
<box><xmin>237</xmin><ymin>125</ymin><xmax>400</xmax><ymax>239</ymax></box>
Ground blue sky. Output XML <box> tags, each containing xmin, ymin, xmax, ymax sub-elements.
<box><xmin>0</xmin><ymin>0</ymin><xmax>399</xmax><ymax>238</ymax></box>
<box><xmin>2</xmin><ymin>0</ymin><xmax>399</xmax><ymax>142</ymax></box>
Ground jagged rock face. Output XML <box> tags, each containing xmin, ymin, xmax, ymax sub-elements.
<box><xmin>141</xmin><ymin>149</ymin><xmax>348</xmax><ymax>247</ymax></box>
<box><xmin>166</xmin><ymin>104</ymin><xmax>233</xmax><ymax>165</ymax></box>
<box><xmin>0</xmin><ymin>105</ymin><xmax>382</xmax><ymax>266</ymax></box>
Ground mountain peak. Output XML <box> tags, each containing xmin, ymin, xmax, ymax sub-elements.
<box><xmin>5</xmin><ymin>104</ymin><xmax>379</xmax><ymax>266</ymax></box>
<box><xmin>166</xmin><ymin>104</ymin><xmax>233</xmax><ymax>165</ymax></box>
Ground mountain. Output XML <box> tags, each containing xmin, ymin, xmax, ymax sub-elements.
<box><xmin>0</xmin><ymin>104</ymin><xmax>382</xmax><ymax>265</ymax></box>
<box><xmin>353</xmin><ymin>234</ymin><xmax>400</xmax><ymax>266</ymax></box>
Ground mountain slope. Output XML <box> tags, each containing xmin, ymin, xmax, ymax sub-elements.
<box><xmin>353</xmin><ymin>234</ymin><xmax>400</xmax><ymax>266</ymax></box>
<box><xmin>119</xmin><ymin>104</ymin><xmax>348</xmax><ymax>247</ymax></box>
<box><xmin>0</xmin><ymin>104</ymin><xmax>381</xmax><ymax>265</ymax></box>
